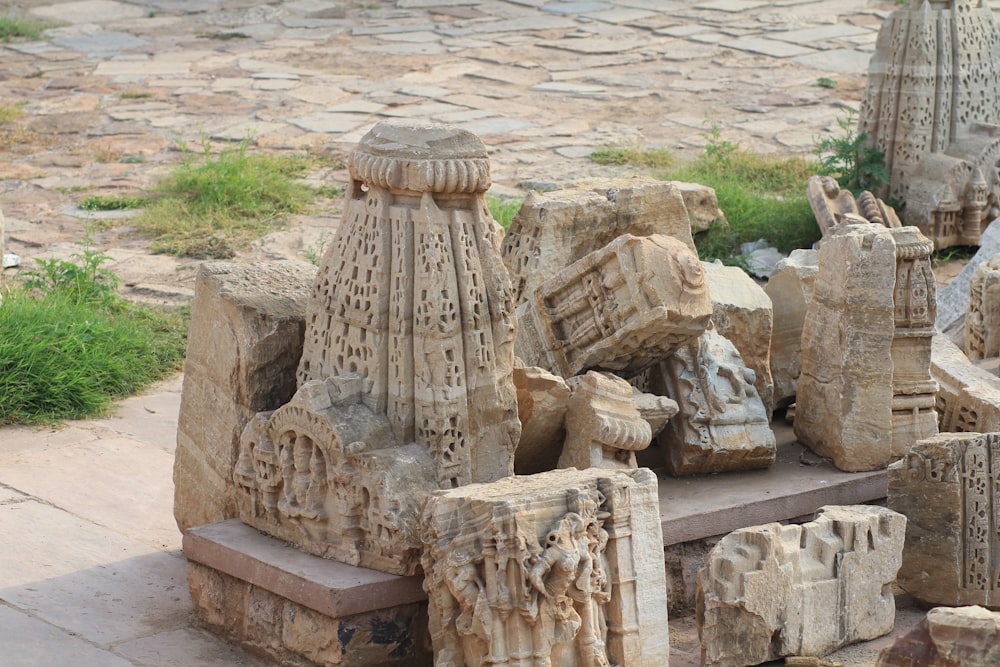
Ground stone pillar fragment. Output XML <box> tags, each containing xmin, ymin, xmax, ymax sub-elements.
<box><xmin>515</xmin><ymin>233</ymin><xmax>712</xmax><ymax>379</ymax></box>
<box><xmin>966</xmin><ymin>255</ymin><xmax>1000</xmax><ymax>360</ymax></box>
<box><xmin>649</xmin><ymin>328</ymin><xmax>775</xmax><ymax>476</ymax></box>
<box><xmin>697</xmin><ymin>505</ymin><xmax>906</xmax><ymax>667</ymax></box>
<box><xmin>888</xmin><ymin>432</ymin><xmax>1000</xmax><ymax>610</ymax></box>
<box><xmin>701</xmin><ymin>260</ymin><xmax>774</xmax><ymax>414</ymax></box>
<box><xmin>174</xmin><ymin>261</ymin><xmax>315</xmax><ymax>532</ymax></box>
<box><xmin>764</xmin><ymin>249</ymin><xmax>818</xmax><ymax>410</ymax></box>
<box><xmin>421</xmin><ymin>467</ymin><xmax>670</xmax><ymax>667</ymax></box>
<box><xmin>513</xmin><ymin>366</ymin><xmax>570</xmax><ymax>475</ymax></box>
<box><xmin>876</xmin><ymin>606</ymin><xmax>1000</xmax><ymax>667</ymax></box>
<box><xmin>795</xmin><ymin>224</ymin><xmax>898</xmax><ymax>472</ymax></box>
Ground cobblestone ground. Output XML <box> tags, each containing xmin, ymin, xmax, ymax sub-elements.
<box><xmin>1</xmin><ymin>0</ymin><xmax>912</xmax><ymax>300</ymax></box>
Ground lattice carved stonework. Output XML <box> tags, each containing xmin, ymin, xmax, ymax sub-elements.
<box><xmin>296</xmin><ymin>122</ymin><xmax>520</xmax><ymax>489</ymax></box>
<box><xmin>420</xmin><ymin>468</ymin><xmax>670</xmax><ymax>667</ymax></box>
<box><xmin>889</xmin><ymin>431</ymin><xmax>1000</xmax><ymax>610</ymax></box>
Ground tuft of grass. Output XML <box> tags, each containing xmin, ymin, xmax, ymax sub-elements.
<box><xmin>813</xmin><ymin>77</ymin><xmax>837</xmax><ymax>89</ymax></box>
<box><xmin>487</xmin><ymin>194</ymin><xmax>523</xmax><ymax>231</ymax></box>
<box><xmin>136</xmin><ymin>138</ymin><xmax>317</xmax><ymax>258</ymax></box>
<box><xmin>120</xmin><ymin>91</ymin><xmax>155</xmax><ymax>100</ymax></box>
<box><xmin>0</xmin><ymin>14</ymin><xmax>59</xmax><ymax>42</ymax></box>
<box><xmin>589</xmin><ymin>144</ymin><xmax>675</xmax><ymax>170</ymax></box>
<box><xmin>0</xmin><ymin>102</ymin><xmax>25</xmax><ymax>124</ymax></box>
<box><xmin>1</xmin><ymin>242</ymin><xmax>188</xmax><ymax>425</ymax></box>
<box><xmin>79</xmin><ymin>195</ymin><xmax>150</xmax><ymax>211</ymax></box>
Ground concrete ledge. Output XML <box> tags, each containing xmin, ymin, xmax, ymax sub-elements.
<box><xmin>183</xmin><ymin>520</ymin><xmax>426</xmax><ymax>619</ymax></box>
<box><xmin>657</xmin><ymin>422</ymin><xmax>887</xmax><ymax>545</ymax></box>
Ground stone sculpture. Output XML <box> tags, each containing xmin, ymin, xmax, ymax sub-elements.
<box><xmin>765</xmin><ymin>249</ymin><xmax>818</xmax><ymax>410</ymax></box>
<box><xmin>888</xmin><ymin>432</ymin><xmax>1000</xmax><ymax>610</ymax></box>
<box><xmin>233</xmin><ymin>121</ymin><xmax>521</xmax><ymax>576</ymax></box>
<box><xmin>859</xmin><ymin>0</ymin><xmax>1000</xmax><ymax>249</ymax></box>
<box><xmin>558</xmin><ymin>371</ymin><xmax>674</xmax><ymax>471</ymax></box>
<box><xmin>796</xmin><ymin>224</ymin><xmax>937</xmax><ymax>472</ymax></box>
<box><xmin>697</xmin><ymin>505</ymin><xmax>906</xmax><ymax>667</ymax></box>
<box><xmin>876</xmin><ymin>605</ymin><xmax>1000</xmax><ymax>667</ymax></box>
<box><xmin>933</xmin><ymin>333</ymin><xmax>1000</xmax><ymax>433</ymax></box>
<box><xmin>807</xmin><ymin>175</ymin><xmax>901</xmax><ymax>235</ymax></box>
<box><xmin>515</xmin><ymin>233</ymin><xmax>713</xmax><ymax>379</ymax></box>
<box><xmin>937</xmin><ymin>216</ymin><xmax>1000</xmax><ymax>347</ymax></box>
<box><xmin>967</xmin><ymin>254</ymin><xmax>1000</xmax><ymax>359</ymax></box>
<box><xmin>421</xmin><ymin>467</ymin><xmax>670</xmax><ymax>667</ymax></box>
<box><xmin>500</xmin><ymin>178</ymin><xmax>699</xmax><ymax>307</ymax></box>
<box><xmin>700</xmin><ymin>260</ymin><xmax>774</xmax><ymax>414</ymax></box>
<box><xmin>647</xmin><ymin>328</ymin><xmax>775</xmax><ymax>476</ymax></box>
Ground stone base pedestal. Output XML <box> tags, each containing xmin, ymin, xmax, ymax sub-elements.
<box><xmin>183</xmin><ymin>520</ymin><xmax>432</xmax><ymax>666</ymax></box>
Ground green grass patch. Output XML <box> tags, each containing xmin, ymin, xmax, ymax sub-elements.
<box><xmin>0</xmin><ymin>14</ymin><xmax>60</xmax><ymax>42</ymax></box>
<box><xmin>487</xmin><ymin>194</ymin><xmax>523</xmax><ymax>231</ymax></box>
<box><xmin>79</xmin><ymin>195</ymin><xmax>150</xmax><ymax>211</ymax></box>
<box><xmin>120</xmin><ymin>91</ymin><xmax>155</xmax><ymax>100</ymax></box>
<box><xmin>136</xmin><ymin>139</ymin><xmax>317</xmax><ymax>258</ymax></box>
<box><xmin>1</xmin><ymin>245</ymin><xmax>188</xmax><ymax>425</ymax></box>
<box><xmin>589</xmin><ymin>144</ymin><xmax>675</xmax><ymax>170</ymax></box>
<box><xmin>0</xmin><ymin>102</ymin><xmax>24</xmax><ymax>124</ymax></box>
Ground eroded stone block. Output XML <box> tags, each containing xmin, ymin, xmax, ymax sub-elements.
<box><xmin>513</xmin><ymin>366</ymin><xmax>570</xmax><ymax>475</ymax></box>
<box><xmin>967</xmin><ymin>254</ymin><xmax>1000</xmax><ymax>360</ymax></box>
<box><xmin>174</xmin><ymin>260</ymin><xmax>314</xmax><ymax>532</ymax></box>
<box><xmin>515</xmin><ymin>233</ymin><xmax>712</xmax><ymax>378</ymax></box>
<box><xmin>649</xmin><ymin>328</ymin><xmax>775</xmax><ymax>476</ymax></box>
<box><xmin>888</xmin><ymin>432</ymin><xmax>1000</xmax><ymax>610</ymax></box>
<box><xmin>807</xmin><ymin>175</ymin><xmax>901</xmax><ymax>236</ymax></box>
<box><xmin>933</xmin><ymin>333</ymin><xmax>1000</xmax><ymax>433</ymax></box>
<box><xmin>501</xmin><ymin>178</ymin><xmax>697</xmax><ymax>307</ymax></box>
<box><xmin>669</xmin><ymin>181</ymin><xmax>727</xmax><ymax>234</ymax></box>
<box><xmin>764</xmin><ymin>249</ymin><xmax>818</xmax><ymax>410</ymax></box>
<box><xmin>421</xmin><ymin>467</ymin><xmax>669</xmax><ymax>667</ymax></box>
<box><xmin>701</xmin><ymin>260</ymin><xmax>774</xmax><ymax>413</ymax></box>
<box><xmin>876</xmin><ymin>605</ymin><xmax>1000</xmax><ymax>667</ymax></box>
<box><xmin>697</xmin><ymin>505</ymin><xmax>906</xmax><ymax>666</ymax></box>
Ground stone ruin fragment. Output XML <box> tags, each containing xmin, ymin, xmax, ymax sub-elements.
<box><xmin>888</xmin><ymin>431</ymin><xmax>1000</xmax><ymax>610</ymax></box>
<box><xmin>859</xmin><ymin>0</ymin><xmax>1000</xmax><ymax>249</ymax></box>
<box><xmin>795</xmin><ymin>223</ymin><xmax>938</xmax><ymax>472</ymax></box>
<box><xmin>933</xmin><ymin>333</ymin><xmax>1000</xmax><ymax>433</ymax></box>
<box><xmin>232</xmin><ymin>121</ymin><xmax>521</xmax><ymax>576</ymax></box>
<box><xmin>876</xmin><ymin>605</ymin><xmax>1000</xmax><ymax>667</ymax></box>
<box><xmin>697</xmin><ymin>505</ymin><xmax>906</xmax><ymax>667</ymax></box>
<box><xmin>807</xmin><ymin>175</ymin><xmax>901</xmax><ymax>235</ymax></box>
<box><xmin>421</xmin><ymin>467</ymin><xmax>670</xmax><ymax>667</ymax></box>
<box><xmin>966</xmin><ymin>254</ymin><xmax>1000</xmax><ymax>360</ymax></box>
<box><xmin>764</xmin><ymin>249</ymin><xmax>818</xmax><ymax>410</ymax></box>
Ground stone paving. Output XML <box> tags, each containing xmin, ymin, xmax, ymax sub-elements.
<box><xmin>0</xmin><ymin>0</ymin><xmax>938</xmax><ymax>664</ymax></box>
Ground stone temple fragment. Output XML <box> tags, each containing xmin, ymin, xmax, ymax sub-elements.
<box><xmin>966</xmin><ymin>254</ymin><xmax>1000</xmax><ymax>360</ymax></box>
<box><xmin>859</xmin><ymin>0</ymin><xmax>1000</xmax><ymax>249</ymax></box>
<box><xmin>233</xmin><ymin>121</ymin><xmax>521</xmax><ymax>576</ymax></box>
<box><xmin>697</xmin><ymin>505</ymin><xmax>906</xmax><ymax>667</ymax></box>
<box><xmin>876</xmin><ymin>605</ymin><xmax>1000</xmax><ymax>667</ymax></box>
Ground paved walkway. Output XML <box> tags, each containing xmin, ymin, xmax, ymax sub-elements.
<box><xmin>1</xmin><ymin>0</ymin><xmax>924</xmax><ymax>665</ymax></box>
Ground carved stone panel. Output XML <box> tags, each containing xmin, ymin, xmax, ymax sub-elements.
<box><xmin>421</xmin><ymin>467</ymin><xmax>670</xmax><ymax>667</ymax></box>
<box><xmin>876</xmin><ymin>605</ymin><xmax>1000</xmax><ymax>667</ymax></box>
<box><xmin>649</xmin><ymin>328</ymin><xmax>775</xmax><ymax>476</ymax></box>
<box><xmin>932</xmin><ymin>333</ymin><xmax>1000</xmax><ymax>434</ymax></box>
<box><xmin>515</xmin><ymin>233</ymin><xmax>712</xmax><ymax>379</ymax></box>
<box><xmin>967</xmin><ymin>255</ymin><xmax>1000</xmax><ymax>360</ymax></box>
<box><xmin>697</xmin><ymin>505</ymin><xmax>906</xmax><ymax>666</ymax></box>
<box><xmin>888</xmin><ymin>432</ymin><xmax>1000</xmax><ymax>610</ymax></box>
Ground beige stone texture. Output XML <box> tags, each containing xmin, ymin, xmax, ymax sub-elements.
<box><xmin>500</xmin><ymin>177</ymin><xmax>697</xmax><ymax>307</ymax></box>
<box><xmin>668</xmin><ymin>181</ymin><xmax>727</xmax><ymax>234</ymax></box>
<box><xmin>697</xmin><ymin>505</ymin><xmax>906</xmax><ymax>667</ymax></box>
<box><xmin>558</xmin><ymin>371</ymin><xmax>670</xmax><ymax>471</ymax></box>
<box><xmin>421</xmin><ymin>467</ymin><xmax>669</xmax><ymax>667</ymax></box>
<box><xmin>807</xmin><ymin>175</ymin><xmax>901</xmax><ymax>236</ymax></box>
<box><xmin>966</xmin><ymin>254</ymin><xmax>1000</xmax><ymax>360</ymax></box>
<box><xmin>701</xmin><ymin>260</ymin><xmax>774</xmax><ymax>414</ymax></box>
<box><xmin>859</xmin><ymin>0</ymin><xmax>999</xmax><ymax>250</ymax></box>
<box><xmin>876</xmin><ymin>605</ymin><xmax>1000</xmax><ymax>667</ymax></box>
<box><xmin>515</xmin><ymin>233</ymin><xmax>712</xmax><ymax>379</ymax></box>
<box><xmin>888</xmin><ymin>432</ymin><xmax>1000</xmax><ymax>610</ymax></box>
<box><xmin>187</xmin><ymin>562</ymin><xmax>431</xmax><ymax>666</ymax></box>
<box><xmin>649</xmin><ymin>328</ymin><xmax>775</xmax><ymax>476</ymax></box>
<box><xmin>764</xmin><ymin>249</ymin><xmax>818</xmax><ymax>410</ymax></box>
<box><xmin>795</xmin><ymin>224</ymin><xmax>898</xmax><ymax>472</ymax></box>
<box><xmin>513</xmin><ymin>366</ymin><xmax>570</xmax><ymax>475</ymax></box>
<box><xmin>932</xmin><ymin>333</ymin><xmax>1000</xmax><ymax>434</ymax></box>
<box><xmin>173</xmin><ymin>261</ymin><xmax>315</xmax><ymax>532</ymax></box>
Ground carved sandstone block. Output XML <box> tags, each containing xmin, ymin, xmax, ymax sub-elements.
<box><xmin>701</xmin><ymin>260</ymin><xmax>774</xmax><ymax>414</ymax></box>
<box><xmin>501</xmin><ymin>177</ymin><xmax>697</xmax><ymax>306</ymax></box>
<box><xmin>513</xmin><ymin>366</ymin><xmax>571</xmax><ymax>475</ymax></box>
<box><xmin>764</xmin><ymin>249</ymin><xmax>818</xmax><ymax>410</ymax></box>
<box><xmin>668</xmin><ymin>181</ymin><xmax>727</xmax><ymax>234</ymax></box>
<box><xmin>932</xmin><ymin>333</ymin><xmax>1000</xmax><ymax>434</ymax></box>
<box><xmin>876</xmin><ymin>605</ymin><xmax>1000</xmax><ymax>667</ymax></box>
<box><xmin>649</xmin><ymin>328</ymin><xmax>775</xmax><ymax>476</ymax></box>
<box><xmin>697</xmin><ymin>505</ymin><xmax>906</xmax><ymax>667</ymax></box>
<box><xmin>888</xmin><ymin>432</ymin><xmax>1000</xmax><ymax>610</ymax></box>
<box><xmin>515</xmin><ymin>233</ymin><xmax>712</xmax><ymax>378</ymax></box>
<box><xmin>421</xmin><ymin>467</ymin><xmax>670</xmax><ymax>667</ymax></box>
<box><xmin>966</xmin><ymin>254</ymin><xmax>1000</xmax><ymax>360</ymax></box>
<box><xmin>795</xmin><ymin>225</ymin><xmax>898</xmax><ymax>472</ymax></box>
<box><xmin>174</xmin><ymin>261</ymin><xmax>314</xmax><ymax>532</ymax></box>
<box><xmin>807</xmin><ymin>175</ymin><xmax>901</xmax><ymax>236</ymax></box>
